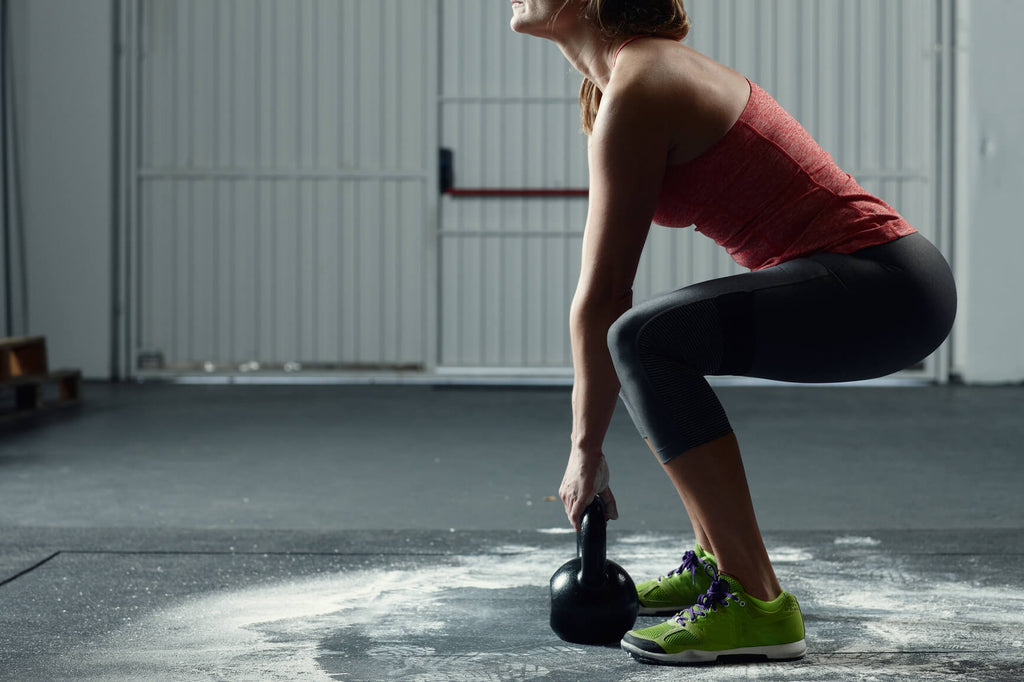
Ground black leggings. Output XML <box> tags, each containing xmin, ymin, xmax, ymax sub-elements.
<box><xmin>607</xmin><ymin>232</ymin><xmax>957</xmax><ymax>463</ymax></box>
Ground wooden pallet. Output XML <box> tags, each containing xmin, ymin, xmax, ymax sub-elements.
<box><xmin>0</xmin><ymin>336</ymin><xmax>82</xmax><ymax>422</ymax></box>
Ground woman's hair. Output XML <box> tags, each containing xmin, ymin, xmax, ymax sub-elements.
<box><xmin>576</xmin><ymin>0</ymin><xmax>691</xmax><ymax>135</ymax></box>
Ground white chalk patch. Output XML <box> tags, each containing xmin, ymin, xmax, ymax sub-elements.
<box><xmin>833</xmin><ymin>535</ymin><xmax>882</xmax><ymax>546</ymax></box>
<box><xmin>65</xmin><ymin>545</ymin><xmax>567</xmax><ymax>681</ymax></box>
<box><xmin>769</xmin><ymin>547</ymin><xmax>813</xmax><ymax>563</ymax></box>
<box><xmin>610</xmin><ymin>534</ymin><xmax>692</xmax><ymax>570</ymax></box>
<box><xmin>60</xmin><ymin>537</ymin><xmax>1024</xmax><ymax>681</ymax></box>
<box><xmin>491</xmin><ymin>544</ymin><xmax>540</xmax><ymax>555</ymax></box>
<box><xmin>800</xmin><ymin>548</ymin><xmax>1024</xmax><ymax>660</ymax></box>
<box><xmin>615</xmin><ymin>533</ymin><xmax>678</xmax><ymax>545</ymax></box>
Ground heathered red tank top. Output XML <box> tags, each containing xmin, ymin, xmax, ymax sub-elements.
<box><xmin>652</xmin><ymin>79</ymin><xmax>917</xmax><ymax>271</ymax></box>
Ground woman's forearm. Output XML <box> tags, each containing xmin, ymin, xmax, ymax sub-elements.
<box><xmin>569</xmin><ymin>301</ymin><xmax>631</xmax><ymax>455</ymax></box>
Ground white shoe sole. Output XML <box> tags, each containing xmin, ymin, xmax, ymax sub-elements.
<box><xmin>621</xmin><ymin>638</ymin><xmax>807</xmax><ymax>665</ymax></box>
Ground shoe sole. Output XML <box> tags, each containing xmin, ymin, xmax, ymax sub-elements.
<box><xmin>621</xmin><ymin>638</ymin><xmax>807</xmax><ymax>665</ymax></box>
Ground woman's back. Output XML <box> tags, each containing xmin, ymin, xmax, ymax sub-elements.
<box><xmin>609</xmin><ymin>38</ymin><xmax>916</xmax><ymax>271</ymax></box>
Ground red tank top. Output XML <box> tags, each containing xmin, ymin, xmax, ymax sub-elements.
<box><xmin>652</xmin><ymin>79</ymin><xmax>917</xmax><ymax>271</ymax></box>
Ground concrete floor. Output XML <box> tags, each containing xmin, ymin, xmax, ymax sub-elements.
<box><xmin>1</xmin><ymin>382</ymin><xmax>1022</xmax><ymax>680</ymax></box>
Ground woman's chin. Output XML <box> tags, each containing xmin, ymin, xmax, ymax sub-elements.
<box><xmin>510</xmin><ymin>19</ymin><xmax>547</xmax><ymax>38</ymax></box>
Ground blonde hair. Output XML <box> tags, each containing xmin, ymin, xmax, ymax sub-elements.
<box><xmin>577</xmin><ymin>0</ymin><xmax>691</xmax><ymax>135</ymax></box>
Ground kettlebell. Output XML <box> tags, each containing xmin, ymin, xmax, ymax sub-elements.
<box><xmin>549</xmin><ymin>497</ymin><xmax>639</xmax><ymax>644</ymax></box>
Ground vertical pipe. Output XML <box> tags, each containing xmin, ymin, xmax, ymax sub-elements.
<box><xmin>213</xmin><ymin>0</ymin><xmax>221</xmax><ymax>361</ymax></box>
<box><xmin>251</xmin><ymin>0</ymin><xmax>262</xmax><ymax>361</ymax></box>
<box><xmin>1</xmin><ymin>0</ymin><xmax>27</xmax><ymax>338</ymax></box>
<box><xmin>379</xmin><ymin>0</ymin><xmax>388</xmax><ymax>362</ymax></box>
<box><xmin>453</xmin><ymin>1</ymin><xmax>463</xmax><ymax>364</ymax></box>
<box><xmin>336</xmin><ymin>0</ymin><xmax>344</xmax><ymax>361</ymax></box>
<box><xmin>110</xmin><ymin>0</ymin><xmax>122</xmax><ymax>379</ymax></box>
<box><xmin>948</xmin><ymin>0</ymin><xmax>970</xmax><ymax>382</ymax></box>
<box><xmin>130</xmin><ymin>0</ymin><xmax>142</xmax><ymax>376</ymax></box>
<box><xmin>1</xmin><ymin>0</ymin><xmax>10</xmax><ymax>337</ymax></box>
<box><xmin>878</xmin><ymin>0</ymin><xmax>888</xmax><ymax>174</ymax></box>
<box><xmin>352</xmin><ymin>0</ymin><xmax>362</xmax><ymax>362</ymax></box>
<box><xmin>497</xmin><ymin>3</ymin><xmax>506</xmax><ymax>366</ymax></box>
<box><xmin>896</xmin><ymin>2</ymin><xmax>904</xmax><ymax>180</ymax></box>
<box><xmin>311</xmin><ymin>0</ymin><xmax>318</xmax><ymax>360</ymax></box>
<box><xmin>268</xmin><ymin>0</ymin><xmax>277</xmax><ymax>359</ymax></box>
<box><xmin>477</xmin><ymin>2</ymin><xmax>486</xmax><ymax>365</ymax></box>
<box><xmin>170</xmin><ymin>1</ymin><xmax>180</xmax><ymax>362</ymax></box>
<box><xmin>269</xmin><ymin>2</ymin><xmax>280</xmax><ymax>360</ymax></box>
<box><xmin>812</xmin><ymin>0</ymin><xmax>820</xmax><ymax>140</ymax></box>
<box><xmin>186</xmin><ymin>0</ymin><xmax>196</xmax><ymax>362</ymax></box>
<box><xmin>295</xmin><ymin>0</ymin><xmax>302</xmax><ymax>360</ymax></box>
<box><xmin>431</xmin><ymin>0</ymin><xmax>443</xmax><ymax>371</ymax></box>
<box><xmin>228</xmin><ymin>0</ymin><xmax>236</xmax><ymax>361</ymax></box>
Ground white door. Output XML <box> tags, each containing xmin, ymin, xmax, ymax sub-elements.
<box><xmin>127</xmin><ymin>0</ymin><xmax>438</xmax><ymax>374</ymax></box>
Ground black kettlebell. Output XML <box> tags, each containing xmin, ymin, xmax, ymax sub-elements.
<box><xmin>549</xmin><ymin>497</ymin><xmax>639</xmax><ymax>644</ymax></box>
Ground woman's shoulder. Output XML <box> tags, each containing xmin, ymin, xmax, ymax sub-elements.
<box><xmin>609</xmin><ymin>40</ymin><xmax>744</xmax><ymax>106</ymax></box>
<box><xmin>600</xmin><ymin>41</ymin><xmax>686</xmax><ymax>126</ymax></box>
<box><xmin>606</xmin><ymin>38</ymin><xmax>684</xmax><ymax>96</ymax></box>
<box><xmin>605</xmin><ymin>41</ymin><xmax>752</xmax><ymax>163</ymax></box>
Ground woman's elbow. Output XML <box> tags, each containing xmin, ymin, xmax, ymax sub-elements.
<box><xmin>570</xmin><ymin>289</ymin><xmax>633</xmax><ymax>324</ymax></box>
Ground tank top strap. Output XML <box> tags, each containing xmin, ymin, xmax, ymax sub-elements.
<box><xmin>612</xmin><ymin>35</ymin><xmax>649</xmax><ymax>67</ymax></box>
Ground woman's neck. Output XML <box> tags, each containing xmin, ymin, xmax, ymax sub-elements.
<box><xmin>550</xmin><ymin>23</ymin><xmax>618</xmax><ymax>89</ymax></box>
<box><xmin>563</xmin><ymin>42</ymin><xmax>617</xmax><ymax>88</ymax></box>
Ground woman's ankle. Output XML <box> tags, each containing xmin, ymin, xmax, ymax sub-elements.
<box><xmin>713</xmin><ymin>552</ymin><xmax>782</xmax><ymax>601</ymax></box>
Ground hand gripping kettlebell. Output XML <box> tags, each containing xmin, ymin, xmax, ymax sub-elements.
<box><xmin>549</xmin><ymin>497</ymin><xmax>639</xmax><ymax>644</ymax></box>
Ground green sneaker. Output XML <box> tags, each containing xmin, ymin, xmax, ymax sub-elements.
<box><xmin>635</xmin><ymin>544</ymin><xmax>718</xmax><ymax>616</ymax></box>
<box><xmin>621</xmin><ymin>574</ymin><xmax>806</xmax><ymax>665</ymax></box>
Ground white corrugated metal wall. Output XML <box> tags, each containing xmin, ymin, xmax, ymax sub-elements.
<box><xmin>439</xmin><ymin>0</ymin><xmax>588</xmax><ymax>371</ymax></box>
<box><xmin>124</xmin><ymin>0</ymin><xmax>948</xmax><ymax>379</ymax></box>
<box><xmin>128</xmin><ymin>0</ymin><xmax>437</xmax><ymax>372</ymax></box>
<box><xmin>440</xmin><ymin>0</ymin><xmax>944</xmax><ymax>376</ymax></box>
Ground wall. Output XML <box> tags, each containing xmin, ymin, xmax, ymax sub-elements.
<box><xmin>131</xmin><ymin>0</ymin><xmax>437</xmax><ymax>374</ymax></box>
<box><xmin>441</xmin><ymin>0</ymin><xmax>945</xmax><ymax>376</ymax></box>
<box><xmin>8</xmin><ymin>0</ymin><xmax>113</xmax><ymax>378</ymax></box>
<box><xmin>6</xmin><ymin>0</ymin><xmax>1023</xmax><ymax>383</ymax></box>
<box><xmin>0</xmin><ymin>0</ymin><xmax>7</xmax><ymax>336</ymax></box>
<box><xmin>955</xmin><ymin>0</ymin><xmax>1024</xmax><ymax>383</ymax></box>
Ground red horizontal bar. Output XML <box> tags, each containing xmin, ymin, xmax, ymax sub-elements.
<box><xmin>445</xmin><ymin>188</ymin><xmax>589</xmax><ymax>198</ymax></box>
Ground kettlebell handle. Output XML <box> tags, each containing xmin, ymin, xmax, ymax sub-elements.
<box><xmin>577</xmin><ymin>497</ymin><xmax>607</xmax><ymax>589</ymax></box>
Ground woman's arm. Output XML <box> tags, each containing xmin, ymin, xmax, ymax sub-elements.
<box><xmin>560</xmin><ymin>75</ymin><xmax>675</xmax><ymax>530</ymax></box>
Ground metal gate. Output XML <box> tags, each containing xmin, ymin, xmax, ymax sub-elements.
<box><xmin>118</xmin><ymin>0</ymin><xmax>954</xmax><ymax>381</ymax></box>
<box><xmin>437</xmin><ymin>0</ymin><xmax>952</xmax><ymax>381</ymax></box>
<box><xmin>120</xmin><ymin>0</ymin><xmax>438</xmax><ymax>376</ymax></box>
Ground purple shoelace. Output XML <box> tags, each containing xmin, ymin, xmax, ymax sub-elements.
<box><xmin>674</xmin><ymin>578</ymin><xmax>742</xmax><ymax>625</ymax></box>
<box><xmin>659</xmin><ymin>550</ymin><xmax>715</xmax><ymax>585</ymax></box>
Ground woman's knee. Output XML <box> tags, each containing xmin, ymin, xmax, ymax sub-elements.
<box><xmin>607</xmin><ymin>306</ymin><xmax>649</xmax><ymax>369</ymax></box>
<box><xmin>620</xmin><ymin>302</ymin><xmax>729</xmax><ymax>377</ymax></box>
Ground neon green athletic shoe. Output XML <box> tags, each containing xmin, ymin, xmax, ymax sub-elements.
<box><xmin>635</xmin><ymin>544</ymin><xmax>718</xmax><ymax>616</ymax></box>
<box><xmin>621</xmin><ymin>574</ymin><xmax>806</xmax><ymax>665</ymax></box>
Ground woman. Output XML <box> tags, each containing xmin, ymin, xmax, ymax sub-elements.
<box><xmin>511</xmin><ymin>0</ymin><xmax>956</xmax><ymax>666</ymax></box>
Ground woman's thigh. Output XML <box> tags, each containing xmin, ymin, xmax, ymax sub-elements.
<box><xmin>629</xmin><ymin>233</ymin><xmax>956</xmax><ymax>384</ymax></box>
<box><xmin>744</xmin><ymin>235</ymin><xmax>955</xmax><ymax>382</ymax></box>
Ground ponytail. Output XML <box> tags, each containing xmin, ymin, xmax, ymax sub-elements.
<box><xmin>579</xmin><ymin>78</ymin><xmax>603</xmax><ymax>136</ymax></box>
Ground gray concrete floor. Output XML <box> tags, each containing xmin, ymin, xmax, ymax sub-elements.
<box><xmin>1</xmin><ymin>382</ymin><xmax>1022</xmax><ymax>680</ymax></box>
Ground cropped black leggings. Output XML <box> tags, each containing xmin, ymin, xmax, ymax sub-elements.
<box><xmin>607</xmin><ymin>232</ymin><xmax>957</xmax><ymax>463</ymax></box>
